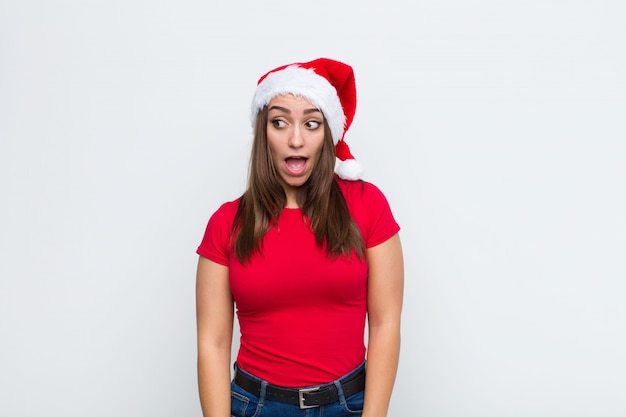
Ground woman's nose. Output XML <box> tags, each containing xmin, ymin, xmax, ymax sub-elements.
<box><xmin>288</xmin><ymin>126</ymin><xmax>304</xmax><ymax>148</ymax></box>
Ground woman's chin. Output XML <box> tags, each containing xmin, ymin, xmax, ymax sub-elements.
<box><xmin>280</xmin><ymin>175</ymin><xmax>310</xmax><ymax>190</ymax></box>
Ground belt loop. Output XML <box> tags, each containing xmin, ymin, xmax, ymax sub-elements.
<box><xmin>258</xmin><ymin>379</ymin><xmax>268</xmax><ymax>406</ymax></box>
<box><xmin>333</xmin><ymin>379</ymin><xmax>346</xmax><ymax>405</ymax></box>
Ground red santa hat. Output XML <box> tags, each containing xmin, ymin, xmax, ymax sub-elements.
<box><xmin>251</xmin><ymin>58</ymin><xmax>364</xmax><ymax>180</ymax></box>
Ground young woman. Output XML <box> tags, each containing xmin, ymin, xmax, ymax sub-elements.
<box><xmin>196</xmin><ymin>58</ymin><xmax>404</xmax><ymax>417</ymax></box>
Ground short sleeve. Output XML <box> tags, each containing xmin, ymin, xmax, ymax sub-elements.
<box><xmin>196</xmin><ymin>200</ymin><xmax>239</xmax><ymax>266</ymax></box>
<box><xmin>361</xmin><ymin>182</ymin><xmax>400</xmax><ymax>248</ymax></box>
<box><xmin>338</xmin><ymin>180</ymin><xmax>401</xmax><ymax>248</ymax></box>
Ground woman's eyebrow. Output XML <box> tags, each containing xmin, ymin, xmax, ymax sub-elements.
<box><xmin>268</xmin><ymin>105</ymin><xmax>290</xmax><ymax>113</ymax></box>
<box><xmin>268</xmin><ymin>106</ymin><xmax>322</xmax><ymax>115</ymax></box>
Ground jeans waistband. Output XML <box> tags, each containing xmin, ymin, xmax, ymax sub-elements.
<box><xmin>233</xmin><ymin>362</ymin><xmax>366</xmax><ymax>409</ymax></box>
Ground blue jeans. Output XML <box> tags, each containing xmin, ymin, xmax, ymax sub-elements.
<box><xmin>231</xmin><ymin>363</ymin><xmax>365</xmax><ymax>417</ymax></box>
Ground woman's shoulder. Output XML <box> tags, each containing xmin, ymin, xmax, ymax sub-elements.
<box><xmin>198</xmin><ymin>197</ymin><xmax>241</xmax><ymax>263</ymax></box>
<box><xmin>335</xmin><ymin>177</ymin><xmax>387</xmax><ymax>202</ymax></box>
<box><xmin>335</xmin><ymin>177</ymin><xmax>399</xmax><ymax>246</ymax></box>
<box><xmin>215</xmin><ymin>197</ymin><xmax>241</xmax><ymax>213</ymax></box>
<box><xmin>207</xmin><ymin>197</ymin><xmax>241</xmax><ymax>225</ymax></box>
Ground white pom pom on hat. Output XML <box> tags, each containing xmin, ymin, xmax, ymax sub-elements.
<box><xmin>251</xmin><ymin>58</ymin><xmax>364</xmax><ymax>181</ymax></box>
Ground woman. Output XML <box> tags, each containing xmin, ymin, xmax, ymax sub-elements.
<box><xmin>196</xmin><ymin>58</ymin><xmax>403</xmax><ymax>417</ymax></box>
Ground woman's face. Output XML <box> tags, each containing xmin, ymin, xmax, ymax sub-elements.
<box><xmin>266</xmin><ymin>94</ymin><xmax>326</xmax><ymax>203</ymax></box>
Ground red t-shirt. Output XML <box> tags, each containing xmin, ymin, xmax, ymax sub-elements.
<box><xmin>197</xmin><ymin>179</ymin><xmax>400</xmax><ymax>386</ymax></box>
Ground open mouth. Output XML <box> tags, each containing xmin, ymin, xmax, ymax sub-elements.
<box><xmin>285</xmin><ymin>156</ymin><xmax>308</xmax><ymax>174</ymax></box>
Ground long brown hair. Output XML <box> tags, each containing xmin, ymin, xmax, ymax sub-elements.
<box><xmin>233</xmin><ymin>105</ymin><xmax>365</xmax><ymax>263</ymax></box>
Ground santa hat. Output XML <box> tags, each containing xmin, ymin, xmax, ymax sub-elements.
<box><xmin>251</xmin><ymin>58</ymin><xmax>364</xmax><ymax>180</ymax></box>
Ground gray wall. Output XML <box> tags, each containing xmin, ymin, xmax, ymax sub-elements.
<box><xmin>1</xmin><ymin>0</ymin><xmax>625</xmax><ymax>416</ymax></box>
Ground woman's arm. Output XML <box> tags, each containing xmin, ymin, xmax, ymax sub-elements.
<box><xmin>196</xmin><ymin>256</ymin><xmax>234</xmax><ymax>417</ymax></box>
<box><xmin>363</xmin><ymin>233</ymin><xmax>404</xmax><ymax>417</ymax></box>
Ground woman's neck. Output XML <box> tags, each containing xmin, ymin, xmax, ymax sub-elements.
<box><xmin>282</xmin><ymin>184</ymin><xmax>300</xmax><ymax>208</ymax></box>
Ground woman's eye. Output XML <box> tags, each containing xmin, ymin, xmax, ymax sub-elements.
<box><xmin>271</xmin><ymin>119</ymin><xmax>287</xmax><ymax>128</ymax></box>
<box><xmin>306</xmin><ymin>120</ymin><xmax>321</xmax><ymax>129</ymax></box>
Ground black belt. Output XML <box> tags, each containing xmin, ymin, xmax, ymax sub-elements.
<box><xmin>234</xmin><ymin>365</ymin><xmax>366</xmax><ymax>409</ymax></box>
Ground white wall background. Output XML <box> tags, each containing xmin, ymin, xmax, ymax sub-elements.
<box><xmin>1</xmin><ymin>1</ymin><xmax>625</xmax><ymax>416</ymax></box>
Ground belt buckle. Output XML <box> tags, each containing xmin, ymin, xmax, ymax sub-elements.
<box><xmin>298</xmin><ymin>386</ymin><xmax>320</xmax><ymax>409</ymax></box>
